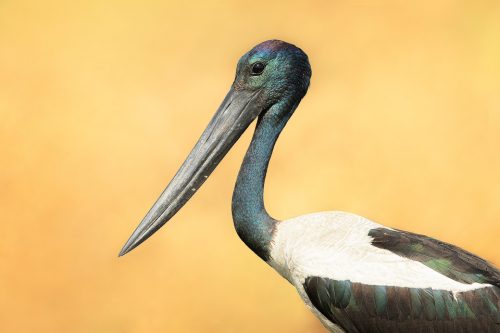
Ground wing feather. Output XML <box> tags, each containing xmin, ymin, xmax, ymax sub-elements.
<box><xmin>368</xmin><ymin>228</ymin><xmax>500</xmax><ymax>286</ymax></box>
<box><xmin>304</xmin><ymin>276</ymin><xmax>500</xmax><ymax>333</ymax></box>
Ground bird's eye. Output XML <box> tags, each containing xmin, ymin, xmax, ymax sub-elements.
<box><xmin>251</xmin><ymin>62</ymin><xmax>266</xmax><ymax>75</ymax></box>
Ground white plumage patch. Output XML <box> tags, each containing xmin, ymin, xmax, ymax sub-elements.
<box><xmin>268</xmin><ymin>211</ymin><xmax>489</xmax><ymax>292</ymax></box>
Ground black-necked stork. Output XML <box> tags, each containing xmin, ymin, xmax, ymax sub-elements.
<box><xmin>120</xmin><ymin>40</ymin><xmax>500</xmax><ymax>332</ymax></box>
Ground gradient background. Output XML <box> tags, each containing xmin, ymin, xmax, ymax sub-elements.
<box><xmin>1</xmin><ymin>1</ymin><xmax>499</xmax><ymax>332</ymax></box>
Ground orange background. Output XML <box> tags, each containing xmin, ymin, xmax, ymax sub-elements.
<box><xmin>1</xmin><ymin>1</ymin><xmax>499</xmax><ymax>332</ymax></box>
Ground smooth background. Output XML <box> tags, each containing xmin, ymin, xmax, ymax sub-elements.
<box><xmin>1</xmin><ymin>1</ymin><xmax>499</xmax><ymax>332</ymax></box>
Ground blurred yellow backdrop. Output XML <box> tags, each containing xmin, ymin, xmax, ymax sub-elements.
<box><xmin>1</xmin><ymin>1</ymin><xmax>499</xmax><ymax>332</ymax></box>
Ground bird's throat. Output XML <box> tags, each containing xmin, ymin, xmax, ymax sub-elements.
<box><xmin>232</xmin><ymin>102</ymin><xmax>294</xmax><ymax>261</ymax></box>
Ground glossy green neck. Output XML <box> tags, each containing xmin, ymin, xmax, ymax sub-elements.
<box><xmin>231</xmin><ymin>100</ymin><xmax>296</xmax><ymax>261</ymax></box>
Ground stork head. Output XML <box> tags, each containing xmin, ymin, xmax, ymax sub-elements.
<box><xmin>119</xmin><ymin>40</ymin><xmax>311</xmax><ymax>256</ymax></box>
<box><xmin>234</xmin><ymin>40</ymin><xmax>311</xmax><ymax>103</ymax></box>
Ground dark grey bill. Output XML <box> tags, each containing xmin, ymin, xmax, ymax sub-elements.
<box><xmin>119</xmin><ymin>88</ymin><xmax>264</xmax><ymax>256</ymax></box>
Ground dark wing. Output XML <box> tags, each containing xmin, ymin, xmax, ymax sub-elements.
<box><xmin>368</xmin><ymin>228</ymin><xmax>500</xmax><ymax>287</ymax></box>
<box><xmin>304</xmin><ymin>276</ymin><xmax>500</xmax><ymax>333</ymax></box>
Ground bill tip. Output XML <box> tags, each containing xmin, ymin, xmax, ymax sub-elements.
<box><xmin>118</xmin><ymin>239</ymin><xmax>136</xmax><ymax>257</ymax></box>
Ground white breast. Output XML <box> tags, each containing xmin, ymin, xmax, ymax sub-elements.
<box><xmin>268</xmin><ymin>211</ymin><xmax>487</xmax><ymax>292</ymax></box>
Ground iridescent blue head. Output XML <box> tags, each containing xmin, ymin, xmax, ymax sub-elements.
<box><xmin>234</xmin><ymin>40</ymin><xmax>311</xmax><ymax>117</ymax></box>
<box><xmin>120</xmin><ymin>40</ymin><xmax>311</xmax><ymax>256</ymax></box>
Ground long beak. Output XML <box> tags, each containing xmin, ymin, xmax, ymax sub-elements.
<box><xmin>119</xmin><ymin>88</ymin><xmax>263</xmax><ymax>256</ymax></box>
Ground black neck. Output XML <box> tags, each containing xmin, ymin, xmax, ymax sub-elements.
<box><xmin>231</xmin><ymin>101</ymin><xmax>295</xmax><ymax>261</ymax></box>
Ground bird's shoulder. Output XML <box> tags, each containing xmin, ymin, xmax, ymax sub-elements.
<box><xmin>269</xmin><ymin>211</ymin><xmax>499</xmax><ymax>289</ymax></box>
<box><xmin>272</xmin><ymin>211</ymin><xmax>381</xmax><ymax>248</ymax></box>
<box><xmin>269</xmin><ymin>211</ymin><xmax>374</xmax><ymax>282</ymax></box>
